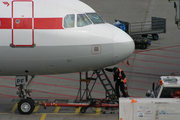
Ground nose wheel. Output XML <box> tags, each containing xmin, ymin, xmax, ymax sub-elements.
<box><xmin>18</xmin><ymin>99</ymin><xmax>35</xmax><ymax>114</ymax></box>
<box><xmin>80</xmin><ymin>107</ymin><xmax>87</xmax><ymax>113</ymax></box>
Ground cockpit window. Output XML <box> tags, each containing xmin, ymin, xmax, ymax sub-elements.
<box><xmin>64</xmin><ymin>14</ymin><xmax>75</xmax><ymax>28</ymax></box>
<box><xmin>86</xmin><ymin>13</ymin><xmax>105</xmax><ymax>24</ymax></box>
<box><xmin>77</xmin><ymin>14</ymin><xmax>92</xmax><ymax>27</ymax></box>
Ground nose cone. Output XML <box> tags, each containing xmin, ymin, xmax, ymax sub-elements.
<box><xmin>113</xmin><ymin>29</ymin><xmax>135</xmax><ymax>64</ymax></box>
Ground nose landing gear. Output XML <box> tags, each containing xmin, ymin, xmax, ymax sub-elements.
<box><xmin>15</xmin><ymin>75</ymin><xmax>35</xmax><ymax>114</ymax></box>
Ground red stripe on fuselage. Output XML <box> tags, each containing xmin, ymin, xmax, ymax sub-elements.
<box><xmin>34</xmin><ymin>18</ymin><xmax>64</xmax><ymax>29</ymax></box>
<box><xmin>0</xmin><ymin>18</ymin><xmax>12</xmax><ymax>29</ymax></box>
<box><xmin>0</xmin><ymin>18</ymin><xmax>64</xmax><ymax>29</ymax></box>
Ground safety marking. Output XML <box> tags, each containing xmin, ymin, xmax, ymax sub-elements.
<box><xmin>39</xmin><ymin>113</ymin><xmax>101</xmax><ymax>115</ymax></box>
<box><xmin>12</xmin><ymin>99</ymin><xmax>20</xmax><ymax>102</ymax></box>
<box><xmin>40</xmin><ymin>114</ymin><xmax>47</xmax><ymax>120</ymax></box>
<box><xmin>75</xmin><ymin>107</ymin><xmax>81</xmax><ymax>114</ymax></box>
<box><xmin>53</xmin><ymin>99</ymin><xmax>69</xmax><ymax>113</ymax></box>
<box><xmin>34</xmin><ymin>99</ymin><xmax>48</xmax><ymax>104</ymax></box>
<box><xmin>96</xmin><ymin>108</ymin><xmax>101</xmax><ymax>115</ymax></box>
<box><xmin>33</xmin><ymin>99</ymin><xmax>48</xmax><ymax>113</ymax></box>
<box><xmin>0</xmin><ymin>113</ymin><xmax>9</xmax><ymax>114</ymax></box>
<box><xmin>10</xmin><ymin>103</ymin><xmax>18</xmax><ymax>113</ymax></box>
<box><xmin>3</xmin><ymin>2</ymin><xmax>10</xmax><ymax>7</ymax></box>
<box><xmin>53</xmin><ymin>107</ymin><xmax>60</xmax><ymax>113</ymax></box>
<box><xmin>33</xmin><ymin>105</ymin><xmax>40</xmax><ymax>113</ymax></box>
<box><xmin>11</xmin><ymin>99</ymin><xmax>20</xmax><ymax>113</ymax></box>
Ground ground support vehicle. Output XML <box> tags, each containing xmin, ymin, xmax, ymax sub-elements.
<box><xmin>119</xmin><ymin>76</ymin><xmax>180</xmax><ymax>120</ymax></box>
<box><xmin>114</xmin><ymin>17</ymin><xmax>166</xmax><ymax>49</ymax></box>
<box><xmin>119</xmin><ymin>98</ymin><xmax>180</xmax><ymax>120</ymax></box>
<box><xmin>146</xmin><ymin>76</ymin><xmax>180</xmax><ymax>98</ymax></box>
<box><xmin>132</xmin><ymin>35</ymin><xmax>151</xmax><ymax>49</ymax></box>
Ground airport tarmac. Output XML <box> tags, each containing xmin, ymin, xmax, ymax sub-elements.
<box><xmin>0</xmin><ymin>0</ymin><xmax>180</xmax><ymax>120</ymax></box>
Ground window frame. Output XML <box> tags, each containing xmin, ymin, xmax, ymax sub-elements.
<box><xmin>77</xmin><ymin>14</ymin><xmax>92</xmax><ymax>27</ymax></box>
<box><xmin>86</xmin><ymin>12</ymin><xmax>106</xmax><ymax>24</ymax></box>
<box><xmin>64</xmin><ymin>14</ymin><xmax>75</xmax><ymax>28</ymax></box>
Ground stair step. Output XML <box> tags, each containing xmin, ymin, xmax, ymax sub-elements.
<box><xmin>87</xmin><ymin>78</ymin><xmax>96</xmax><ymax>80</ymax></box>
<box><xmin>107</xmin><ymin>89</ymin><xmax>112</xmax><ymax>92</ymax></box>
<box><xmin>99</xmin><ymin>74</ymin><xmax>104</xmax><ymax>76</ymax></box>
<box><xmin>104</xmin><ymin>84</ymin><xmax>110</xmax><ymax>86</ymax></box>
<box><xmin>101</xmin><ymin>79</ymin><xmax>107</xmax><ymax>81</ymax></box>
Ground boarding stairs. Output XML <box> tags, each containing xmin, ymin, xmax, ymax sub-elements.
<box><xmin>75</xmin><ymin>69</ymin><xmax>116</xmax><ymax>104</ymax></box>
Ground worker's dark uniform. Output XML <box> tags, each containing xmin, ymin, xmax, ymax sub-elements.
<box><xmin>105</xmin><ymin>67</ymin><xmax>127</xmax><ymax>98</ymax></box>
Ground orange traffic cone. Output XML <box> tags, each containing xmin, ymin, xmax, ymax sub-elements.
<box><xmin>131</xmin><ymin>98</ymin><xmax>137</xmax><ymax>103</ymax></box>
<box><xmin>126</xmin><ymin>60</ymin><xmax>130</xmax><ymax>66</ymax></box>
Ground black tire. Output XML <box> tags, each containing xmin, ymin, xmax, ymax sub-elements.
<box><xmin>18</xmin><ymin>99</ymin><xmax>35</xmax><ymax>114</ymax></box>
<box><xmin>27</xmin><ymin>97</ymin><xmax>35</xmax><ymax>103</ymax></box>
<box><xmin>80</xmin><ymin>107</ymin><xmax>87</xmax><ymax>113</ymax></box>
<box><xmin>152</xmin><ymin>34</ymin><xmax>159</xmax><ymax>40</ymax></box>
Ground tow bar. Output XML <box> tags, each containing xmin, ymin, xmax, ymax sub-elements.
<box><xmin>41</xmin><ymin>100</ymin><xmax>118</xmax><ymax>113</ymax></box>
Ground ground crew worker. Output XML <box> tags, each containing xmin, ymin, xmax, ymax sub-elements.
<box><xmin>171</xmin><ymin>73</ymin><xmax>175</xmax><ymax>76</ymax></box>
<box><xmin>105</xmin><ymin>67</ymin><xmax>127</xmax><ymax>98</ymax></box>
<box><xmin>172</xmin><ymin>91</ymin><xmax>180</xmax><ymax>98</ymax></box>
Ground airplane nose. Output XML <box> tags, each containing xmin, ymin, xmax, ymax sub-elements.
<box><xmin>113</xmin><ymin>29</ymin><xmax>135</xmax><ymax>64</ymax></box>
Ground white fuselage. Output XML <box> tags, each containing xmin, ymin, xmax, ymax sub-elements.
<box><xmin>0</xmin><ymin>0</ymin><xmax>135</xmax><ymax>76</ymax></box>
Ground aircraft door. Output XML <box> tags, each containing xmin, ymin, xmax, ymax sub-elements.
<box><xmin>12</xmin><ymin>1</ymin><xmax>34</xmax><ymax>47</ymax></box>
